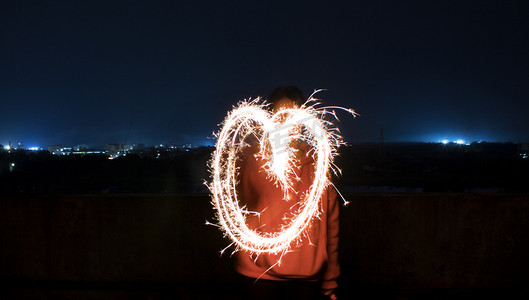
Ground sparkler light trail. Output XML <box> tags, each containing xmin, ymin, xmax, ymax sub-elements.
<box><xmin>208</xmin><ymin>91</ymin><xmax>355</xmax><ymax>256</ymax></box>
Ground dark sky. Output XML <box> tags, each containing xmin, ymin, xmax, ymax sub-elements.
<box><xmin>1</xmin><ymin>0</ymin><xmax>528</xmax><ymax>147</ymax></box>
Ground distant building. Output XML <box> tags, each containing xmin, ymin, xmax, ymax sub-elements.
<box><xmin>48</xmin><ymin>144</ymin><xmax>63</xmax><ymax>154</ymax></box>
<box><xmin>106</xmin><ymin>143</ymin><xmax>138</xmax><ymax>159</ymax></box>
<box><xmin>74</xmin><ymin>144</ymin><xmax>88</xmax><ymax>151</ymax></box>
<box><xmin>121</xmin><ymin>144</ymin><xmax>133</xmax><ymax>152</ymax></box>
<box><xmin>106</xmin><ymin>144</ymin><xmax>120</xmax><ymax>153</ymax></box>
<box><xmin>47</xmin><ymin>145</ymin><xmax>72</xmax><ymax>155</ymax></box>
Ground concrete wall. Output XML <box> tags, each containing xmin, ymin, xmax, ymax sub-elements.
<box><xmin>1</xmin><ymin>193</ymin><xmax>528</xmax><ymax>297</ymax></box>
<box><xmin>0</xmin><ymin>194</ymin><xmax>227</xmax><ymax>285</ymax></box>
<box><xmin>339</xmin><ymin>193</ymin><xmax>529</xmax><ymax>292</ymax></box>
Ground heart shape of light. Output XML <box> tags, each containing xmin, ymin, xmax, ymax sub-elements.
<box><xmin>210</xmin><ymin>100</ymin><xmax>338</xmax><ymax>254</ymax></box>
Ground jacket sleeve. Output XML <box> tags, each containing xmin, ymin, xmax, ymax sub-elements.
<box><xmin>322</xmin><ymin>185</ymin><xmax>340</xmax><ymax>290</ymax></box>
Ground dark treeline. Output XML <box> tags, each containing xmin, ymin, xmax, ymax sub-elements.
<box><xmin>336</xmin><ymin>142</ymin><xmax>528</xmax><ymax>192</ymax></box>
<box><xmin>1</xmin><ymin>142</ymin><xmax>528</xmax><ymax>194</ymax></box>
<box><xmin>0</xmin><ymin>148</ymin><xmax>212</xmax><ymax>194</ymax></box>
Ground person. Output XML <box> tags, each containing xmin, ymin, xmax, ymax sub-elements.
<box><xmin>234</xmin><ymin>86</ymin><xmax>340</xmax><ymax>300</ymax></box>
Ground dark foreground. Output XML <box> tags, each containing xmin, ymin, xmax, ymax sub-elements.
<box><xmin>1</xmin><ymin>193</ymin><xmax>529</xmax><ymax>299</ymax></box>
<box><xmin>4</xmin><ymin>280</ymin><xmax>529</xmax><ymax>299</ymax></box>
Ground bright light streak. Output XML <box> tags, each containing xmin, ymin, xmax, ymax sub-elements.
<box><xmin>455</xmin><ymin>139</ymin><xmax>465</xmax><ymax>145</ymax></box>
<box><xmin>442</xmin><ymin>140</ymin><xmax>449</xmax><ymax>145</ymax></box>
<box><xmin>208</xmin><ymin>91</ymin><xmax>355</xmax><ymax>256</ymax></box>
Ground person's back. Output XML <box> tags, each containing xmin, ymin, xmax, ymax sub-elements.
<box><xmin>234</xmin><ymin>87</ymin><xmax>340</xmax><ymax>299</ymax></box>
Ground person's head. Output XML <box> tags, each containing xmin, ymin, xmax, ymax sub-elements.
<box><xmin>268</xmin><ymin>86</ymin><xmax>305</xmax><ymax>112</ymax></box>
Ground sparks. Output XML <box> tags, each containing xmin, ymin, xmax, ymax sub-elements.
<box><xmin>209</xmin><ymin>91</ymin><xmax>355</xmax><ymax>255</ymax></box>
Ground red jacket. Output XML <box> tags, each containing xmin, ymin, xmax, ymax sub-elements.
<box><xmin>234</xmin><ymin>143</ymin><xmax>340</xmax><ymax>289</ymax></box>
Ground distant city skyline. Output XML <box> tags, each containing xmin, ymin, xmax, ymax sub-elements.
<box><xmin>0</xmin><ymin>139</ymin><xmax>213</xmax><ymax>150</ymax></box>
<box><xmin>2</xmin><ymin>133</ymin><xmax>526</xmax><ymax>151</ymax></box>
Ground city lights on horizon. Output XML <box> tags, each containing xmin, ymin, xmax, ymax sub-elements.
<box><xmin>2</xmin><ymin>132</ymin><xmax>527</xmax><ymax>152</ymax></box>
<box><xmin>424</xmin><ymin>133</ymin><xmax>494</xmax><ymax>145</ymax></box>
<box><xmin>1</xmin><ymin>141</ymin><xmax>213</xmax><ymax>151</ymax></box>
<box><xmin>440</xmin><ymin>139</ymin><xmax>469</xmax><ymax>145</ymax></box>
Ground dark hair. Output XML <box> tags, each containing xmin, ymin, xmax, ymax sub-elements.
<box><xmin>268</xmin><ymin>86</ymin><xmax>305</xmax><ymax>107</ymax></box>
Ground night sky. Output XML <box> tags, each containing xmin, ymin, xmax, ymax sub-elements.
<box><xmin>1</xmin><ymin>0</ymin><xmax>528</xmax><ymax>147</ymax></box>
